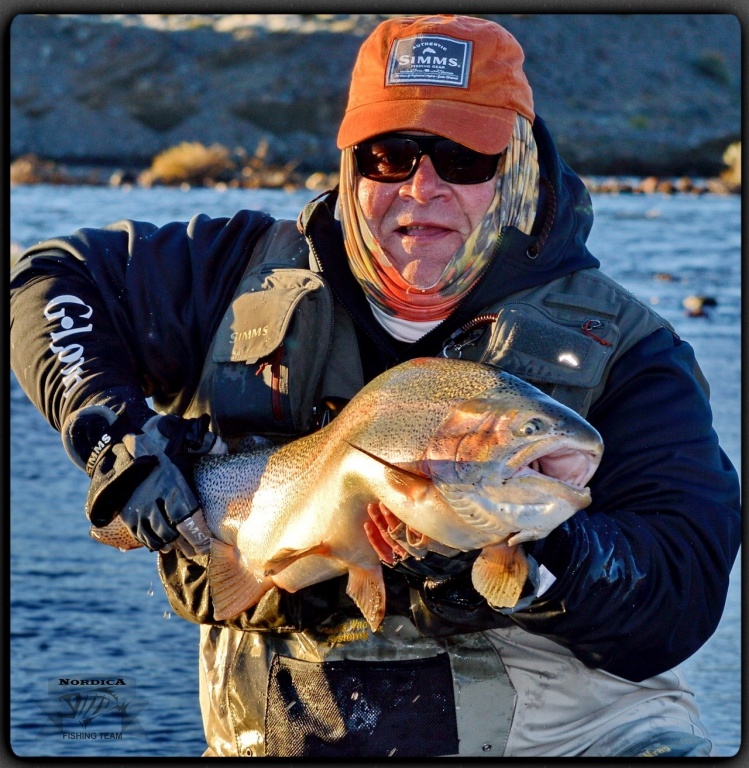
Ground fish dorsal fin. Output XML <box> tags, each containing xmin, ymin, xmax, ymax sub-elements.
<box><xmin>471</xmin><ymin>542</ymin><xmax>529</xmax><ymax>609</ymax></box>
<box><xmin>346</xmin><ymin>565</ymin><xmax>386</xmax><ymax>632</ymax></box>
<box><xmin>89</xmin><ymin>516</ymin><xmax>143</xmax><ymax>551</ymax></box>
<box><xmin>208</xmin><ymin>539</ymin><xmax>272</xmax><ymax>620</ymax></box>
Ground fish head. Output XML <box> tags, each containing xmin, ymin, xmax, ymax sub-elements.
<box><xmin>421</xmin><ymin>370</ymin><xmax>603</xmax><ymax>544</ymax></box>
<box><xmin>341</xmin><ymin>358</ymin><xmax>602</xmax><ymax>549</ymax></box>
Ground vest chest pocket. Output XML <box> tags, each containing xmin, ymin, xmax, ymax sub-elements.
<box><xmin>446</xmin><ymin>302</ymin><xmax>619</xmax><ymax>416</ymax></box>
<box><xmin>209</xmin><ymin>267</ymin><xmax>334</xmax><ymax>437</ymax></box>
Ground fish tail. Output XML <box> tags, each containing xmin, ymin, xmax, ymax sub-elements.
<box><xmin>208</xmin><ymin>539</ymin><xmax>272</xmax><ymax>620</ymax></box>
<box><xmin>89</xmin><ymin>517</ymin><xmax>143</xmax><ymax>551</ymax></box>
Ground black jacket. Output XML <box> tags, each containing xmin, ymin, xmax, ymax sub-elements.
<box><xmin>10</xmin><ymin>118</ymin><xmax>740</xmax><ymax>681</ymax></box>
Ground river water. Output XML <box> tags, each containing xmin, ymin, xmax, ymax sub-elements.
<box><xmin>9</xmin><ymin>184</ymin><xmax>742</xmax><ymax>758</ymax></box>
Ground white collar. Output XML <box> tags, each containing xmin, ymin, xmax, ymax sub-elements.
<box><xmin>367</xmin><ymin>299</ymin><xmax>442</xmax><ymax>343</ymax></box>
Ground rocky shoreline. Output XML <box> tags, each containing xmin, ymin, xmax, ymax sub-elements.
<box><xmin>10</xmin><ymin>13</ymin><xmax>742</xmax><ymax>190</ymax></box>
<box><xmin>9</xmin><ymin>147</ymin><xmax>739</xmax><ymax>197</ymax></box>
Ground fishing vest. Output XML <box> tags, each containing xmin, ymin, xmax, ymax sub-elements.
<box><xmin>177</xmin><ymin>219</ymin><xmax>673</xmax><ymax>757</ymax></box>
<box><xmin>185</xmin><ymin>220</ymin><xmax>674</xmax><ymax>435</ymax></box>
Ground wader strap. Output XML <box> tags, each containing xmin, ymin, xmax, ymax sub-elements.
<box><xmin>319</xmin><ymin>302</ymin><xmax>364</xmax><ymax>403</ymax></box>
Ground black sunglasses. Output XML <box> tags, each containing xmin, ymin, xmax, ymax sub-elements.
<box><xmin>353</xmin><ymin>133</ymin><xmax>503</xmax><ymax>185</ymax></box>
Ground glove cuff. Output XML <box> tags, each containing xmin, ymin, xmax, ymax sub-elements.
<box><xmin>62</xmin><ymin>404</ymin><xmax>142</xmax><ymax>476</ymax></box>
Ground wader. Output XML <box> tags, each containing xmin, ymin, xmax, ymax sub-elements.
<box><xmin>172</xmin><ymin>220</ymin><xmax>673</xmax><ymax>757</ymax></box>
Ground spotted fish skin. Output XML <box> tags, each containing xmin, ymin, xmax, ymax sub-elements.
<box><xmin>93</xmin><ymin>358</ymin><xmax>603</xmax><ymax>630</ymax></box>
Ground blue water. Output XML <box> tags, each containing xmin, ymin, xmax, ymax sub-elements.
<box><xmin>9</xmin><ymin>184</ymin><xmax>742</xmax><ymax>757</ymax></box>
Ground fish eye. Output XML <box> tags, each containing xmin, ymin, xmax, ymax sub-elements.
<box><xmin>515</xmin><ymin>417</ymin><xmax>547</xmax><ymax>437</ymax></box>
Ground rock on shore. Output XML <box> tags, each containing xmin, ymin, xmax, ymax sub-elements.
<box><xmin>9</xmin><ymin>13</ymin><xmax>741</xmax><ymax>177</ymax></box>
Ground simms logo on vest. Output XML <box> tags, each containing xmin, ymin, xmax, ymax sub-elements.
<box><xmin>386</xmin><ymin>34</ymin><xmax>472</xmax><ymax>88</ymax></box>
<box><xmin>230</xmin><ymin>326</ymin><xmax>268</xmax><ymax>343</ymax></box>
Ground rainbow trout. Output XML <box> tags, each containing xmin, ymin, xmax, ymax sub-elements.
<box><xmin>94</xmin><ymin>357</ymin><xmax>603</xmax><ymax>630</ymax></box>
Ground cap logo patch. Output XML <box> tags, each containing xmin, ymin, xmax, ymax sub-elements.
<box><xmin>386</xmin><ymin>34</ymin><xmax>472</xmax><ymax>88</ymax></box>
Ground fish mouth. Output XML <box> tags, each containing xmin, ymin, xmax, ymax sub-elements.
<box><xmin>431</xmin><ymin>438</ymin><xmax>601</xmax><ymax>547</ymax></box>
<box><xmin>503</xmin><ymin>437</ymin><xmax>601</xmax><ymax>499</ymax></box>
<box><xmin>438</xmin><ymin>434</ymin><xmax>600</xmax><ymax>499</ymax></box>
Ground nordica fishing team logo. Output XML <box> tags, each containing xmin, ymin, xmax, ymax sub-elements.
<box><xmin>39</xmin><ymin>676</ymin><xmax>147</xmax><ymax>738</ymax></box>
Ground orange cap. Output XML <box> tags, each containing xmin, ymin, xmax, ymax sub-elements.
<box><xmin>337</xmin><ymin>15</ymin><xmax>534</xmax><ymax>155</ymax></box>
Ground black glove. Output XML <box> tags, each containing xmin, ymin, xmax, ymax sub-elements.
<box><xmin>62</xmin><ymin>405</ymin><xmax>224</xmax><ymax>552</ymax></box>
<box><xmin>388</xmin><ymin>548</ymin><xmax>481</xmax><ymax>584</ymax></box>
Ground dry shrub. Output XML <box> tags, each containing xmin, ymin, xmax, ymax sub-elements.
<box><xmin>721</xmin><ymin>142</ymin><xmax>741</xmax><ymax>188</ymax></box>
<box><xmin>141</xmin><ymin>142</ymin><xmax>235</xmax><ymax>186</ymax></box>
<box><xmin>11</xmin><ymin>154</ymin><xmax>69</xmax><ymax>185</ymax></box>
<box><xmin>236</xmin><ymin>139</ymin><xmax>302</xmax><ymax>190</ymax></box>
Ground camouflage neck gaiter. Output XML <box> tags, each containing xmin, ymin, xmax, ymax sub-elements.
<box><xmin>339</xmin><ymin>115</ymin><xmax>540</xmax><ymax>322</ymax></box>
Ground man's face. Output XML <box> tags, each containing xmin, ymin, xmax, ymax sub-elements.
<box><xmin>356</xmin><ymin>134</ymin><xmax>498</xmax><ymax>289</ymax></box>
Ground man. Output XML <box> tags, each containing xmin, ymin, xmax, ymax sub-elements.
<box><xmin>9</xmin><ymin>15</ymin><xmax>740</xmax><ymax>758</ymax></box>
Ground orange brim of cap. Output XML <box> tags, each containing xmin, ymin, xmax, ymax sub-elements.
<box><xmin>337</xmin><ymin>98</ymin><xmax>518</xmax><ymax>155</ymax></box>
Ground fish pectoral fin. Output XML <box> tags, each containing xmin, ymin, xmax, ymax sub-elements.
<box><xmin>346</xmin><ymin>565</ymin><xmax>386</xmax><ymax>633</ymax></box>
<box><xmin>346</xmin><ymin>442</ymin><xmax>430</xmax><ymax>478</ymax></box>
<box><xmin>471</xmin><ymin>542</ymin><xmax>529</xmax><ymax>609</ymax></box>
<box><xmin>383</xmin><ymin>465</ymin><xmax>436</xmax><ymax>504</ymax></box>
<box><xmin>89</xmin><ymin>517</ymin><xmax>143</xmax><ymax>552</ymax></box>
<box><xmin>345</xmin><ymin>441</ymin><xmax>434</xmax><ymax>503</ymax></box>
<box><xmin>208</xmin><ymin>539</ymin><xmax>271</xmax><ymax>620</ymax></box>
<box><xmin>264</xmin><ymin>542</ymin><xmax>331</xmax><ymax>577</ymax></box>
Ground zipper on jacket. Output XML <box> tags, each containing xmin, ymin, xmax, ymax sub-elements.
<box><xmin>441</xmin><ymin>312</ymin><xmax>614</xmax><ymax>359</ymax></box>
<box><xmin>304</xmin><ymin>236</ymin><xmax>343</xmax><ymax>425</ymax></box>
<box><xmin>420</xmin><ymin>175</ymin><xmax>557</xmax><ymax>353</ymax></box>
<box><xmin>441</xmin><ymin>313</ymin><xmax>498</xmax><ymax>358</ymax></box>
<box><xmin>409</xmin><ymin>229</ymin><xmax>507</xmax><ymax>359</ymax></box>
